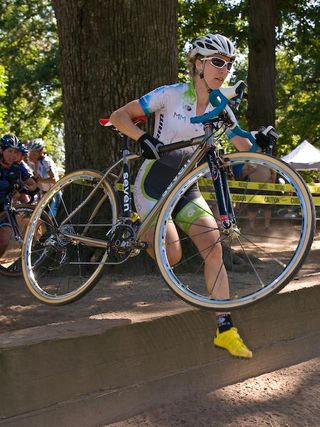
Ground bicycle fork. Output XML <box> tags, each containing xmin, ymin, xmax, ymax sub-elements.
<box><xmin>205</xmin><ymin>127</ymin><xmax>236</xmax><ymax>232</ymax></box>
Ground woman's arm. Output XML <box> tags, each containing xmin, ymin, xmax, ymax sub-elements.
<box><xmin>230</xmin><ymin>135</ymin><xmax>252</xmax><ymax>152</ymax></box>
<box><xmin>24</xmin><ymin>176</ymin><xmax>38</xmax><ymax>191</ymax></box>
<box><xmin>110</xmin><ymin>100</ymin><xmax>147</xmax><ymax>141</ymax></box>
<box><xmin>36</xmin><ymin>169</ymin><xmax>57</xmax><ymax>186</ymax></box>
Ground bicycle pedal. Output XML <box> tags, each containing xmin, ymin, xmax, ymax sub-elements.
<box><xmin>129</xmin><ymin>249</ymin><xmax>140</xmax><ymax>258</ymax></box>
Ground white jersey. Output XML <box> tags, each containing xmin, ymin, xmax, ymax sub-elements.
<box><xmin>134</xmin><ymin>82</ymin><xmax>237</xmax><ymax>220</ymax></box>
<box><xmin>138</xmin><ymin>81</ymin><xmax>237</xmax><ymax>143</ymax></box>
<box><xmin>29</xmin><ymin>154</ymin><xmax>59</xmax><ymax>192</ymax></box>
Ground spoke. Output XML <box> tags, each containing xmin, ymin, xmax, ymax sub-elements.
<box><xmin>236</xmin><ymin>230</ymin><xmax>287</xmax><ymax>268</ymax></box>
<box><xmin>168</xmin><ymin>242</ymin><xmax>205</xmax><ymax>272</ymax></box>
<box><xmin>235</xmin><ymin>235</ymin><xmax>265</xmax><ymax>288</ymax></box>
<box><xmin>204</xmin><ymin>250</ymin><xmax>225</xmax><ymax>297</ymax></box>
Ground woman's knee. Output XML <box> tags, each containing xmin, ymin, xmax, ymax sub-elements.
<box><xmin>189</xmin><ymin>222</ymin><xmax>223</xmax><ymax>261</ymax></box>
<box><xmin>143</xmin><ymin>224</ymin><xmax>182</xmax><ymax>266</ymax></box>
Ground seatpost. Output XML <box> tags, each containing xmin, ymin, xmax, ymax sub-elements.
<box><xmin>121</xmin><ymin>135</ymin><xmax>132</xmax><ymax>221</ymax></box>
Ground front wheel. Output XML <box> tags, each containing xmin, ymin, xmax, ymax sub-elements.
<box><xmin>154</xmin><ymin>152</ymin><xmax>315</xmax><ymax>311</ymax></box>
<box><xmin>22</xmin><ymin>170</ymin><xmax>120</xmax><ymax>305</ymax></box>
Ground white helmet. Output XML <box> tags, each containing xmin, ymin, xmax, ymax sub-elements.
<box><xmin>189</xmin><ymin>34</ymin><xmax>236</xmax><ymax>59</ymax></box>
<box><xmin>29</xmin><ymin>138</ymin><xmax>45</xmax><ymax>151</ymax></box>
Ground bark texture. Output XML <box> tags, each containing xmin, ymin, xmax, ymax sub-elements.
<box><xmin>53</xmin><ymin>0</ymin><xmax>178</xmax><ymax>172</ymax></box>
<box><xmin>247</xmin><ymin>0</ymin><xmax>276</xmax><ymax>130</ymax></box>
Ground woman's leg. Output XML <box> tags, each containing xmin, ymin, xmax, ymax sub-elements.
<box><xmin>141</xmin><ymin>222</ymin><xmax>182</xmax><ymax>266</ymax></box>
<box><xmin>248</xmin><ymin>206</ymin><xmax>258</xmax><ymax>230</ymax></box>
<box><xmin>0</xmin><ymin>226</ymin><xmax>13</xmax><ymax>258</ymax></box>
<box><xmin>264</xmin><ymin>207</ymin><xmax>272</xmax><ymax>230</ymax></box>
<box><xmin>186</xmin><ymin>215</ymin><xmax>252</xmax><ymax>358</ymax></box>
<box><xmin>187</xmin><ymin>215</ymin><xmax>229</xmax><ymax>300</ymax></box>
<box><xmin>16</xmin><ymin>213</ymin><xmax>30</xmax><ymax>237</ymax></box>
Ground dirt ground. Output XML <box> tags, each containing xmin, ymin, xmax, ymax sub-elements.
<box><xmin>107</xmin><ymin>357</ymin><xmax>320</xmax><ymax>427</ymax></box>
<box><xmin>103</xmin><ymin>236</ymin><xmax>320</xmax><ymax>427</ymax></box>
<box><xmin>1</xmin><ymin>236</ymin><xmax>320</xmax><ymax>426</ymax></box>
<box><xmin>0</xmin><ymin>271</ymin><xmax>188</xmax><ymax>333</ymax></box>
<box><xmin>0</xmin><ymin>235</ymin><xmax>320</xmax><ymax>333</ymax></box>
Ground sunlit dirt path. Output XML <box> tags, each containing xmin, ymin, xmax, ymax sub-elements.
<box><xmin>108</xmin><ymin>357</ymin><xmax>320</xmax><ymax>427</ymax></box>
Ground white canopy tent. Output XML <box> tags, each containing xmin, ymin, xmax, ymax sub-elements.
<box><xmin>281</xmin><ymin>140</ymin><xmax>320</xmax><ymax>170</ymax></box>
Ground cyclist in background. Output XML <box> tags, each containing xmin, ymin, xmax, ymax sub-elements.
<box><xmin>0</xmin><ymin>134</ymin><xmax>37</xmax><ymax>257</ymax></box>
<box><xmin>28</xmin><ymin>138</ymin><xmax>60</xmax><ymax>216</ymax></box>
<box><xmin>28</xmin><ymin>138</ymin><xmax>59</xmax><ymax>194</ymax></box>
<box><xmin>110</xmin><ymin>34</ymin><xmax>256</xmax><ymax>358</ymax></box>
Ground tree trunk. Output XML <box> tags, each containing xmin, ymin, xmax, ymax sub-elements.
<box><xmin>247</xmin><ymin>0</ymin><xmax>276</xmax><ymax>130</ymax></box>
<box><xmin>52</xmin><ymin>0</ymin><xmax>177</xmax><ymax>172</ymax></box>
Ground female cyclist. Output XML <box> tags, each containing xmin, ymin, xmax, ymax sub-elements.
<box><xmin>110</xmin><ymin>34</ymin><xmax>253</xmax><ymax>358</ymax></box>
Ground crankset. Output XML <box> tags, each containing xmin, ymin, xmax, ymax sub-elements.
<box><xmin>105</xmin><ymin>223</ymin><xmax>146</xmax><ymax>263</ymax></box>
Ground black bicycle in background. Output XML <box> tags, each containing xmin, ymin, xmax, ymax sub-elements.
<box><xmin>0</xmin><ymin>184</ymin><xmax>51</xmax><ymax>277</ymax></box>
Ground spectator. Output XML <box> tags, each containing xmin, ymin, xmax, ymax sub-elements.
<box><xmin>28</xmin><ymin>138</ymin><xmax>59</xmax><ymax>192</ymax></box>
<box><xmin>241</xmin><ymin>147</ymin><xmax>277</xmax><ymax>231</ymax></box>
<box><xmin>28</xmin><ymin>138</ymin><xmax>60</xmax><ymax>215</ymax></box>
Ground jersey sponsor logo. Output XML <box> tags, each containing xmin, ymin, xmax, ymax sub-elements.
<box><xmin>186</xmin><ymin>206</ymin><xmax>196</xmax><ymax>217</ymax></box>
<box><xmin>173</xmin><ymin>112</ymin><xmax>187</xmax><ymax>122</ymax></box>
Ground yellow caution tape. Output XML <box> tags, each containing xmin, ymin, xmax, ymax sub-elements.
<box><xmin>200</xmin><ymin>191</ymin><xmax>320</xmax><ymax>206</ymax></box>
<box><xmin>115</xmin><ymin>182</ymin><xmax>320</xmax><ymax>206</ymax></box>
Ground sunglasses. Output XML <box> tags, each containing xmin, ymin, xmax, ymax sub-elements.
<box><xmin>201</xmin><ymin>56</ymin><xmax>234</xmax><ymax>71</ymax></box>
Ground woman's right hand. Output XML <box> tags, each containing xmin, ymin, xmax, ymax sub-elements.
<box><xmin>137</xmin><ymin>133</ymin><xmax>164</xmax><ymax>160</ymax></box>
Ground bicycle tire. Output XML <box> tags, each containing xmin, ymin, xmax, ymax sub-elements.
<box><xmin>22</xmin><ymin>170</ymin><xmax>120</xmax><ymax>305</ymax></box>
<box><xmin>0</xmin><ymin>205</ymin><xmax>36</xmax><ymax>277</ymax></box>
<box><xmin>154</xmin><ymin>152</ymin><xmax>315</xmax><ymax>311</ymax></box>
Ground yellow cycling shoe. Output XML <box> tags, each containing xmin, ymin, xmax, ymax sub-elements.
<box><xmin>213</xmin><ymin>327</ymin><xmax>253</xmax><ymax>359</ymax></box>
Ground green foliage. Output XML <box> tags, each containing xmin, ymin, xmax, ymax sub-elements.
<box><xmin>178</xmin><ymin>0</ymin><xmax>320</xmax><ymax>157</ymax></box>
<box><xmin>0</xmin><ymin>0</ymin><xmax>63</xmax><ymax>164</ymax></box>
<box><xmin>0</xmin><ymin>0</ymin><xmax>319</xmax><ymax>165</ymax></box>
<box><xmin>276</xmin><ymin>0</ymin><xmax>320</xmax><ymax>155</ymax></box>
<box><xmin>178</xmin><ymin>0</ymin><xmax>248</xmax><ymax>80</ymax></box>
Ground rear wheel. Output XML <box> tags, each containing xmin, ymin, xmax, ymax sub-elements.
<box><xmin>22</xmin><ymin>170</ymin><xmax>120</xmax><ymax>305</ymax></box>
<box><xmin>154</xmin><ymin>152</ymin><xmax>315</xmax><ymax>311</ymax></box>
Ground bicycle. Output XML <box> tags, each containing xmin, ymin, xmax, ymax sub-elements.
<box><xmin>21</xmin><ymin>82</ymin><xmax>315</xmax><ymax>309</ymax></box>
<box><xmin>0</xmin><ymin>186</ymin><xmax>51</xmax><ymax>276</ymax></box>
